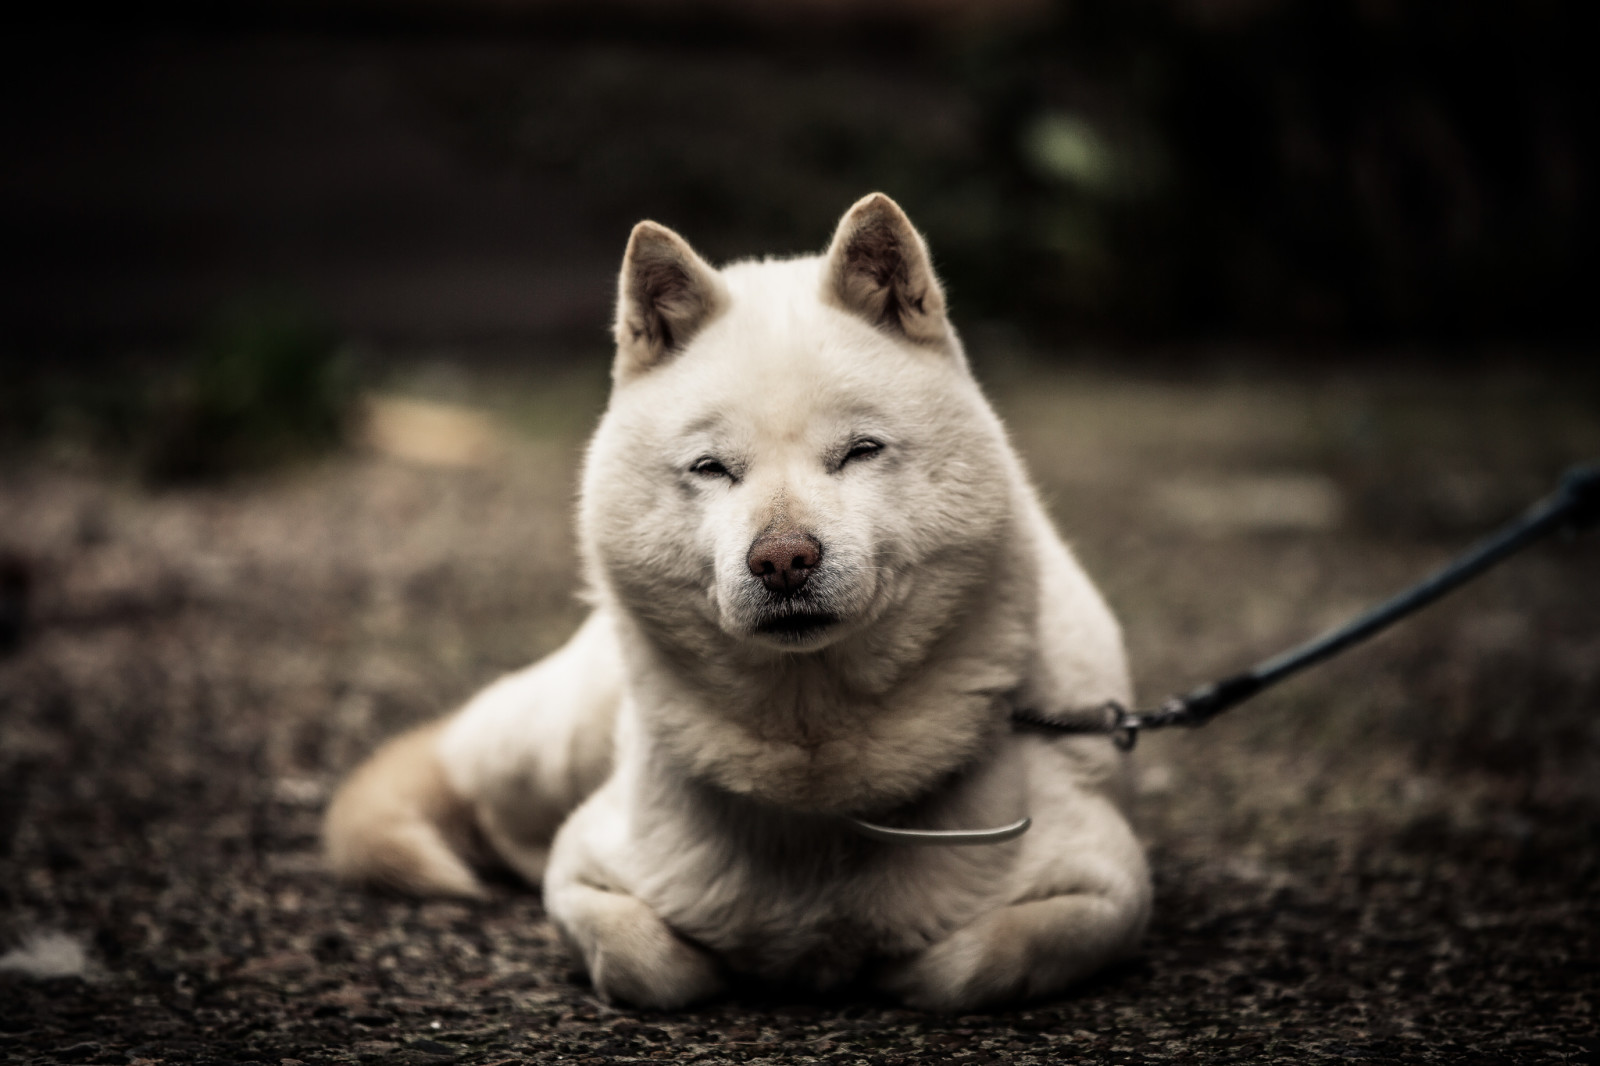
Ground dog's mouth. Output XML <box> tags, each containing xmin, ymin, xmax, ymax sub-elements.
<box><xmin>753</xmin><ymin>609</ymin><xmax>840</xmax><ymax>642</ymax></box>
<box><xmin>729</xmin><ymin>571</ymin><xmax>859</xmax><ymax>649</ymax></box>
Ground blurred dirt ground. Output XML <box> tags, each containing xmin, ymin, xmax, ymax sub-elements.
<box><xmin>2</xmin><ymin>356</ymin><xmax>1598</xmax><ymax>1064</ymax></box>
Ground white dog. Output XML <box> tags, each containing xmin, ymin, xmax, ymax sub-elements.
<box><xmin>325</xmin><ymin>193</ymin><xmax>1151</xmax><ymax>1010</ymax></box>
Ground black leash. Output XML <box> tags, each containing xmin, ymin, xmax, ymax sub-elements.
<box><xmin>1013</xmin><ymin>464</ymin><xmax>1600</xmax><ymax>751</ymax></box>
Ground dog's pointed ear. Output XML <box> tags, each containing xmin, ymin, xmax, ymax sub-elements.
<box><xmin>822</xmin><ymin>193</ymin><xmax>950</xmax><ymax>347</ymax></box>
<box><xmin>614</xmin><ymin>221</ymin><xmax>728</xmax><ymax>382</ymax></box>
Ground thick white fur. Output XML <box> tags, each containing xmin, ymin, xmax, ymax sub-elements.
<box><xmin>324</xmin><ymin>194</ymin><xmax>1151</xmax><ymax>1010</ymax></box>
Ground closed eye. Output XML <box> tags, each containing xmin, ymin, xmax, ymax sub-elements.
<box><xmin>690</xmin><ymin>456</ymin><xmax>732</xmax><ymax>479</ymax></box>
<box><xmin>841</xmin><ymin>439</ymin><xmax>884</xmax><ymax>467</ymax></box>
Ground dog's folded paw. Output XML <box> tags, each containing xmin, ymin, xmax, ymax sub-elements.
<box><xmin>560</xmin><ymin>885</ymin><xmax>723</xmax><ymax>1010</ymax></box>
<box><xmin>879</xmin><ymin>891</ymin><xmax>1141</xmax><ymax>1011</ymax></box>
<box><xmin>879</xmin><ymin>926</ymin><xmax>1021</xmax><ymax>1012</ymax></box>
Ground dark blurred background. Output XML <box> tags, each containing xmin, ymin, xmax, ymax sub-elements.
<box><xmin>2</xmin><ymin>0</ymin><xmax>1591</xmax><ymax>362</ymax></box>
<box><xmin>3</xmin><ymin>5</ymin><xmax>1599</xmax><ymax>1059</ymax></box>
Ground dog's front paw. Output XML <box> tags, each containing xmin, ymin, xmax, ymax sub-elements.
<box><xmin>879</xmin><ymin>918</ymin><xmax>1023</xmax><ymax>1012</ymax></box>
<box><xmin>880</xmin><ymin>891</ymin><xmax>1141</xmax><ymax>1011</ymax></box>
<box><xmin>556</xmin><ymin>884</ymin><xmax>723</xmax><ymax>1009</ymax></box>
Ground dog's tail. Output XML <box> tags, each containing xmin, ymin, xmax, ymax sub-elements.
<box><xmin>323</xmin><ymin>720</ymin><xmax>487</xmax><ymax>899</ymax></box>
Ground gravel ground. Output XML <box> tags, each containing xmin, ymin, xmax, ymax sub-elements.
<box><xmin>3</xmin><ymin>359</ymin><xmax>1597</xmax><ymax>1064</ymax></box>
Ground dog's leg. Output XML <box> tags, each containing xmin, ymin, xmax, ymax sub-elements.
<box><xmin>542</xmin><ymin>775</ymin><xmax>724</xmax><ymax>1009</ymax></box>
<box><xmin>879</xmin><ymin>774</ymin><xmax>1150</xmax><ymax>1010</ymax></box>
<box><xmin>551</xmin><ymin>879</ymin><xmax>724</xmax><ymax>1008</ymax></box>
<box><xmin>880</xmin><ymin>885</ymin><xmax>1146</xmax><ymax>1010</ymax></box>
<box><xmin>874</xmin><ymin>501</ymin><xmax>1150</xmax><ymax>1008</ymax></box>
<box><xmin>323</xmin><ymin>720</ymin><xmax>487</xmax><ymax>898</ymax></box>
<box><xmin>324</xmin><ymin>611</ymin><xmax>621</xmax><ymax>897</ymax></box>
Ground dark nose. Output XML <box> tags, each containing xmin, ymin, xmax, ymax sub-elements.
<box><xmin>747</xmin><ymin>530</ymin><xmax>823</xmax><ymax>595</ymax></box>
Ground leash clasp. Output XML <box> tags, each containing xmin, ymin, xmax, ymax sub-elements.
<box><xmin>1105</xmin><ymin>702</ymin><xmax>1140</xmax><ymax>751</ymax></box>
<box><xmin>1107</xmin><ymin>692</ymin><xmax>1215</xmax><ymax>750</ymax></box>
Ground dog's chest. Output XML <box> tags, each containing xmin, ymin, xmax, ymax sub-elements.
<box><xmin>713</xmin><ymin>911</ymin><xmax>897</xmax><ymax>988</ymax></box>
<box><xmin>642</xmin><ymin>828</ymin><xmax>1006</xmax><ymax>987</ymax></box>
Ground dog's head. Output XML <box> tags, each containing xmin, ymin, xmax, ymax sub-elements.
<box><xmin>581</xmin><ymin>194</ymin><xmax>1015</xmax><ymax>660</ymax></box>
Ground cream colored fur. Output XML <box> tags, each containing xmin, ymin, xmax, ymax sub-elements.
<box><xmin>324</xmin><ymin>193</ymin><xmax>1151</xmax><ymax>1010</ymax></box>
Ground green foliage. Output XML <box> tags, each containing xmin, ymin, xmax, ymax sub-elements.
<box><xmin>141</xmin><ymin>299</ymin><xmax>357</xmax><ymax>483</ymax></box>
<box><xmin>1</xmin><ymin>297</ymin><xmax>359</xmax><ymax>483</ymax></box>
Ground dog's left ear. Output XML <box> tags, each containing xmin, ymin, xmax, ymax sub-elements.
<box><xmin>614</xmin><ymin>221</ymin><xmax>729</xmax><ymax>383</ymax></box>
<box><xmin>822</xmin><ymin>193</ymin><xmax>950</xmax><ymax>347</ymax></box>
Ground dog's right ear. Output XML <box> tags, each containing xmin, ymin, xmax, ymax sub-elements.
<box><xmin>613</xmin><ymin>221</ymin><xmax>728</xmax><ymax>383</ymax></box>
